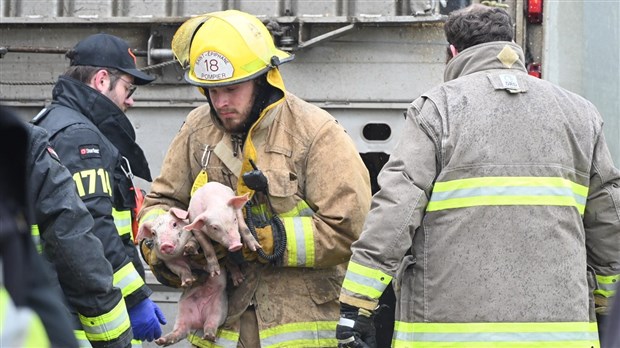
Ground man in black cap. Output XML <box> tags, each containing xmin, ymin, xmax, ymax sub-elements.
<box><xmin>32</xmin><ymin>33</ymin><xmax>166</xmax><ymax>344</ymax></box>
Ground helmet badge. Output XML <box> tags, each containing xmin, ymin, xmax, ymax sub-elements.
<box><xmin>194</xmin><ymin>51</ymin><xmax>234</xmax><ymax>81</ymax></box>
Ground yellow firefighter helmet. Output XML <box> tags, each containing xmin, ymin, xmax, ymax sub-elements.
<box><xmin>172</xmin><ymin>10</ymin><xmax>293</xmax><ymax>88</ymax></box>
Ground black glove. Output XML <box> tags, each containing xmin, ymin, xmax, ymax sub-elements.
<box><xmin>336</xmin><ymin>303</ymin><xmax>377</xmax><ymax>348</ymax></box>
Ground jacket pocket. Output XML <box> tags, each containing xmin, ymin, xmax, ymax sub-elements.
<box><xmin>304</xmin><ymin>272</ymin><xmax>340</xmax><ymax>306</ymax></box>
<box><xmin>393</xmin><ymin>255</ymin><xmax>416</xmax><ymax>299</ymax></box>
<box><xmin>264</xmin><ymin>169</ymin><xmax>298</xmax><ymax>197</ymax></box>
<box><xmin>264</xmin><ymin>169</ymin><xmax>299</xmax><ymax>213</ymax></box>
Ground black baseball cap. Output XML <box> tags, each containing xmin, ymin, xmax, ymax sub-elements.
<box><xmin>69</xmin><ymin>33</ymin><xmax>156</xmax><ymax>85</ymax></box>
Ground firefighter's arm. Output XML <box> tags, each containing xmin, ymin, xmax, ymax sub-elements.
<box><xmin>339</xmin><ymin>98</ymin><xmax>440</xmax><ymax>309</ymax></box>
<box><xmin>271</xmin><ymin>119</ymin><xmax>372</xmax><ymax>268</ymax></box>
<box><xmin>49</xmin><ymin>127</ymin><xmax>151</xmax><ymax>308</ymax></box>
<box><xmin>27</xmin><ymin>124</ymin><xmax>133</xmax><ymax>347</ymax></box>
<box><xmin>583</xmin><ymin>128</ymin><xmax>620</xmax><ymax>314</ymax></box>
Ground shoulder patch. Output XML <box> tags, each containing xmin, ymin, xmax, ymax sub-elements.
<box><xmin>79</xmin><ymin>144</ymin><xmax>101</xmax><ymax>159</ymax></box>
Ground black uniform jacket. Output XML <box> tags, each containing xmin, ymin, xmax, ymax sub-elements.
<box><xmin>32</xmin><ymin>76</ymin><xmax>152</xmax><ymax>308</ymax></box>
<box><xmin>26</xmin><ymin>123</ymin><xmax>134</xmax><ymax>347</ymax></box>
<box><xmin>1</xmin><ymin>106</ymin><xmax>78</xmax><ymax>348</ymax></box>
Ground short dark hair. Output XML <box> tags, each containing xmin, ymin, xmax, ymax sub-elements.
<box><xmin>444</xmin><ymin>4</ymin><xmax>514</xmax><ymax>52</ymax></box>
<box><xmin>63</xmin><ymin>65</ymin><xmax>123</xmax><ymax>90</ymax></box>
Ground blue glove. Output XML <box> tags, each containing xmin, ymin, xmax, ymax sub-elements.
<box><xmin>128</xmin><ymin>298</ymin><xmax>167</xmax><ymax>342</ymax></box>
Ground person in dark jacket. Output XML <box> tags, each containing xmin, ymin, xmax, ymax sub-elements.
<box><xmin>31</xmin><ymin>33</ymin><xmax>166</xmax><ymax>343</ymax></box>
<box><xmin>0</xmin><ymin>105</ymin><xmax>77</xmax><ymax>348</ymax></box>
<box><xmin>27</xmin><ymin>122</ymin><xmax>135</xmax><ymax>347</ymax></box>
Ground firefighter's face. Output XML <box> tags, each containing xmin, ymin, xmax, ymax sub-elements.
<box><xmin>103</xmin><ymin>73</ymin><xmax>136</xmax><ymax>112</ymax></box>
<box><xmin>208</xmin><ymin>80</ymin><xmax>256</xmax><ymax>133</ymax></box>
<box><xmin>92</xmin><ymin>69</ymin><xmax>136</xmax><ymax>112</ymax></box>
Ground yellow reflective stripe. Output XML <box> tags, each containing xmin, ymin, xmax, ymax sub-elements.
<box><xmin>427</xmin><ymin>177</ymin><xmax>588</xmax><ymax>214</ymax></box>
<box><xmin>112</xmin><ymin>208</ymin><xmax>132</xmax><ymax>239</ymax></box>
<box><xmin>31</xmin><ymin>224</ymin><xmax>43</xmax><ymax>254</ymax></box>
<box><xmin>188</xmin><ymin>329</ymin><xmax>239</xmax><ymax>347</ymax></box>
<box><xmin>113</xmin><ymin>262</ymin><xmax>145</xmax><ymax>297</ymax></box>
<box><xmin>79</xmin><ymin>297</ymin><xmax>130</xmax><ymax>342</ymax></box>
<box><xmin>139</xmin><ymin>208</ymin><xmax>166</xmax><ymax>225</ymax></box>
<box><xmin>280</xmin><ymin>200</ymin><xmax>314</xmax><ymax>218</ymax></box>
<box><xmin>282</xmin><ymin>216</ymin><xmax>315</xmax><ymax>267</ymax></box>
<box><xmin>594</xmin><ymin>274</ymin><xmax>619</xmax><ymax>298</ymax></box>
<box><xmin>1</xmin><ymin>287</ymin><xmax>50</xmax><ymax>347</ymax></box>
<box><xmin>74</xmin><ymin>330</ymin><xmax>92</xmax><ymax>347</ymax></box>
<box><xmin>393</xmin><ymin>321</ymin><xmax>599</xmax><ymax>348</ymax></box>
<box><xmin>131</xmin><ymin>339</ymin><xmax>142</xmax><ymax>347</ymax></box>
<box><xmin>261</xmin><ymin>321</ymin><xmax>337</xmax><ymax>348</ymax></box>
<box><xmin>341</xmin><ymin>261</ymin><xmax>392</xmax><ymax>300</ymax></box>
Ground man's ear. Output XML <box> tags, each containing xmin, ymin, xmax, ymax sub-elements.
<box><xmin>90</xmin><ymin>69</ymin><xmax>110</xmax><ymax>93</ymax></box>
<box><xmin>449</xmin><ymin>44</ymin><xmax>459</xmax><ymax>58</ymax></box>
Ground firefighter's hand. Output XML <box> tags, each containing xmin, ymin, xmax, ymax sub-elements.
<box><xmin>336</xmin><ymin>303</ymin><xmax>377</xmax><ymax>348</ymax></box>
<box><xmin>128</xmin><ymin>298</ymin><xmax>167</xmax><ymax>342</ymax></box>
<box><xmin>242</xmin><ymin>225</ymin><xmax>274</xmax><ymax>263</ymax></box>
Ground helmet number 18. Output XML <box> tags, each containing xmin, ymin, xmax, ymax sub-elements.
<box><xmin>194</xmin><ymin>51</ymin><xmax>234</xmax><ymax>81</ymax></box>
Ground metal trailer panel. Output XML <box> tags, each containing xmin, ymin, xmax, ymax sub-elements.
<box><xmin>1</xmin><ymin>0</ymin><xmax>425</xmax><ymax>18</ymax></box>
<box><xmin>543</xmin><ymin>1</ymin><xmax>620</xmax><ymax>165</ymax></box>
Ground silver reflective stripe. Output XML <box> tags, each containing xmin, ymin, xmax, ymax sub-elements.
<box><xmin>262</xmin><ymin>328</ymin><xmax>334</xmax><ymax>347</ymax></box>
<box><xmin>338</xmin><ymin>317</ymin><xmax>355</xmax><ymax>328</ymax></box>
<box><xmin>114</xmin><ymin>270</ymin><xmax>141</xmax><ymax>291</ymax></box>
<box><xmin>598</xmin><ymin>282</ymin><xmax>617</xmax><ymax>292</ymax></box>
<box><xmin>345</xmin><ymin>270</ymin><xmax>388</xmax><ymax>292</ymax></box>
<box><xmin>394</xmin><ymin>331</ymin><xmax>600</xmax><ymax>342</ymax></box>
<box><xmin>82</xmin><ymin>312</ymin><xmax>128</xmax><ymax>336</ymax></box>
<box><xmin>291</xmin><ymin>217</ymin><xmax>307</xmax><ymax>265</ymax></box>
<box><xmin>74</xmin><ymin>330</ymin><xmax>92</xmax><ymax>348</ymax></box>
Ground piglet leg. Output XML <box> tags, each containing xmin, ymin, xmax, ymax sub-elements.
<box><xmin>237</xmin><ymin>210</ymin><xmax>261</xmax><ymax>251</ymax></box>
<box><xmin>192</xmin><ymin>230</ymin><xmax>221</xmax><ymax>276</ymax></box>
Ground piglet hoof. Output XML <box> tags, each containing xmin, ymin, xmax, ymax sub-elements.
<box><xmin>231</xmin><ymin>272</ymin><xmax>245</xmax><ymax>287</ymax></box>
<box><xmin>203</xmin><ymin>264</ymin><xmax>221</xmax><ymax>278</ymax></box>
<box><xmin>203</xmin><ymin>259</ymin><xmax>221</xmax><ymax>277</ymax></box>
<box><xmin>181</xmin><ymin>277</ymin><xmax>196</xmax><ymax>288</ymax></box>
<box><xmin>155</xmin><ymin>334</ymin><xmax>178</xmax><ymax>347</ymax></box>
<box><xmin>202</xmin><ymin>330</ymin><xmax>217</xmax><ymax>342</ymax></box>
<box><xmin>183</xmin><ymin>243</ymin><xmax>199</xmax><ymax>256</ymax></box>
<box><xmin>246</xmin><ymin>240</ymin><xmax>262</xmax><ymax>252</ymax></box>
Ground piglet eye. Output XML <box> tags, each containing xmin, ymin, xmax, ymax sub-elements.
<box><xmin>173</xmin><ymin>222</ymin><xmax>177</xmax><ymax>227</ymax></box>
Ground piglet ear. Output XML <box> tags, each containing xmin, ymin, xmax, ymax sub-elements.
<box><xmin>184</xmin><ymin>216</ymin><xmax>207</xmax><ymax>232</ymax></box>
<box><xmin>137</xmin><ymin>221</ymin><xmax>153</xmax><ymax>241</ymax></box>
<box><xmin>169</xmin><ymin>207</ymin><xmax>189</xmax><ymax>220</ymax></box>
<box><xmin>229</xmin><ymin>193</ymin><xmax>249</xmax><ymax>210</ymax></box>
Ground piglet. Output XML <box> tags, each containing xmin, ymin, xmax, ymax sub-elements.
<box><xmin>155</xmin><ymin>269</ymin><xmax>228</xmax><ymax>346</ymax></box>
<box><xmin>137</xmin><ymin>208</ymin><xmax>199</xmax><ymax>288</ymax></box>
<box><xmin>185</xmin><ymin>182</ymin><xmax>261</xmax><ymax>276</ymax></box>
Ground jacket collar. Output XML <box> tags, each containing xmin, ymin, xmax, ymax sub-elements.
<box><xmin>444</xmin><ymin>41</ymin><xmax>527</xmax><ymax>82</ymax></box>
<box><xmin>52</xmin><ymin>76</ymin><xmax>152</xmax><ymax>181</ymax></box>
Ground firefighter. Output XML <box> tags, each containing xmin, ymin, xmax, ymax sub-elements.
<box><xmin>26</xmin><ymin>121</ymin><xmax>136</xmax><ymax>347</ymax></box>
<box><xmin>0</xmin><ymin>105</ymin><xmax>77</xmax><ymax>347</ymax></box>
<box><xmin>138</xmin><ymin>10</ymin><xmax>371</xmax><ymax>347</ymax></box>
<box><xmin>336</xmin><ymin>4</ymin><xmax>620</xmax><ymax>348</ymax></box>
<box><xmin>31</xmin><ymin>33</ymin><xmax>166</xmax><ymax>342</ymax></box>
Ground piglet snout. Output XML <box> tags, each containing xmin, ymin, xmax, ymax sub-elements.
<box><xmin>160</xmin><ymin>242</ymin><xmax>176</xmax><ymax>255</ymax></box>
<box><xmin>228</xmin><ymin>243</ymin><xmax>243</xmax><ymax>252</ymax></box>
